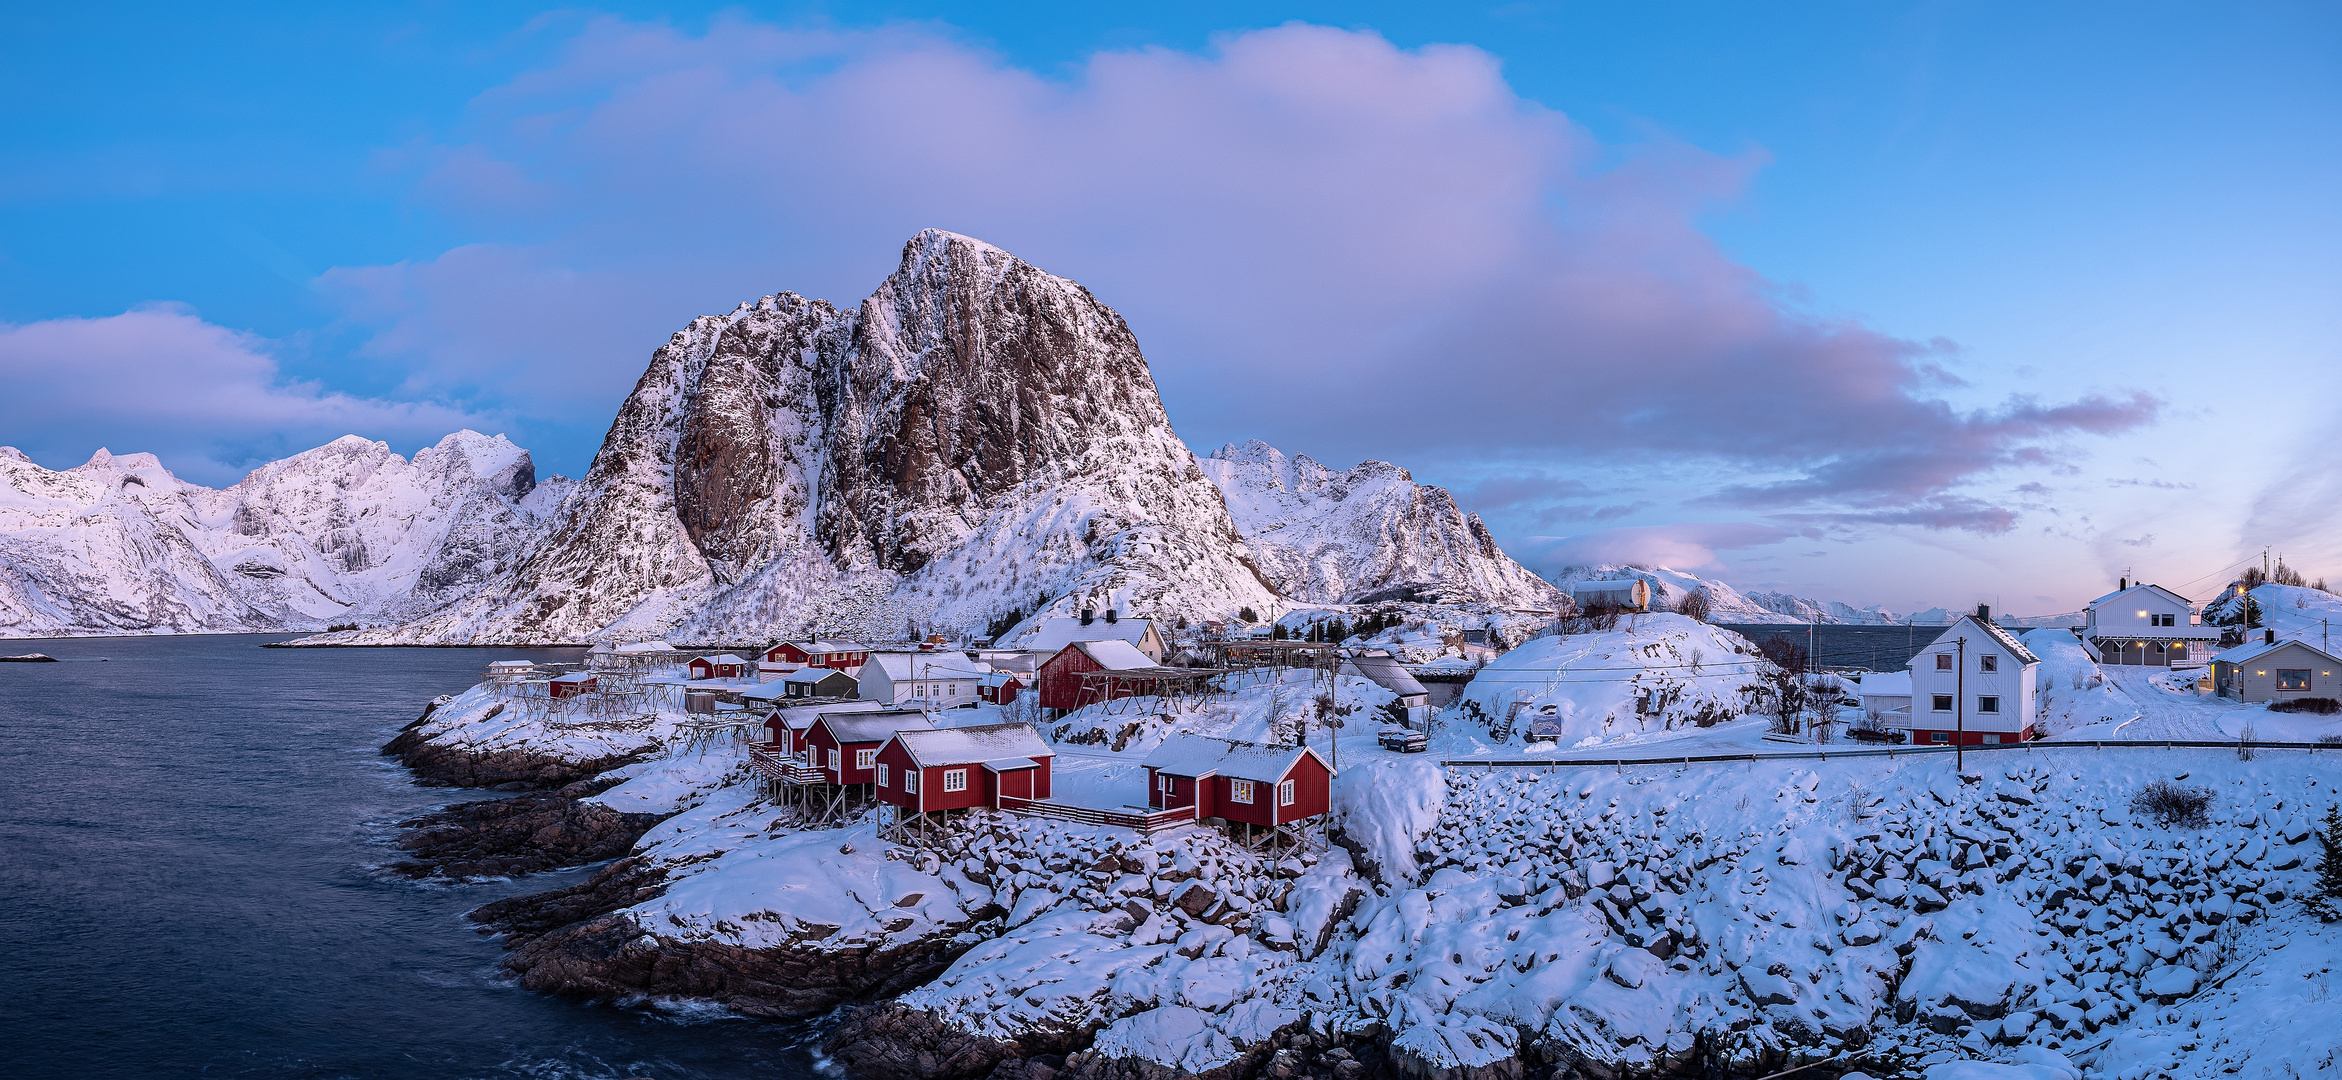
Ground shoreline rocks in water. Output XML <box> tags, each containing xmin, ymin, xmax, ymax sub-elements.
<box><xmin>2</xmin><ymin>653</ymin><xmax>61</xmax><ymax>661</ymax></box>
<box><xmin>390</xmin><ymin>790</ymin><xmax>664</xmax><ymax>879</ymax></box>
<box><xmin>823</xmin><ymin>1005</ymin><xmax>1408</xmax><ymax>1080</ymax></box>
<box><xmin>382</xmin><ymin>698</ymin><xmax>654</xmax><ymax>790</ymax></box>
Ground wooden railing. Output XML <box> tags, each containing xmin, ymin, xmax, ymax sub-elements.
<box><xmin>996</xmin><ymin>797</ymin><xmax>1198</xmax><ymax>834</ymax></box>
<box><xmin>748</xmin><ymin>746</ymin><xmax>827</xmax><ymax>785</ymax></box>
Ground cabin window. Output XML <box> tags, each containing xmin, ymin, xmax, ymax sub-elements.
<box><xmin>2278</xmin><ymin>669</ymin><xmax>2312</xmax><ymax>691</ymax></box>
<box><xmin>1932</xmin><ymin>695</ymin><xmax>1954</xmax><ymax>712</ymax></box>
<box><xmin>827</xmin><ymin>748</ymin><xmax>840</xmax><ymax>770</ymax></box>
<box><xmin>855</xmin><ymin>748</ymin><xmax>876</xmax><ymax>770</ymax></box>
<box><xmin>877</xmin><ymin>764</ymin><xmax>889</xmax><ymax>787</ymax></box>
<box><xmin>1977</xmin><ymin>696</ymin><xmax>2000</xmax><ymax>714</ymax></box>
<box><xmin>905</xmin><ymin>770</ymin><xmax>919</xmax><ymax>794</ymax></box>
<box><xmin>1230</xmin><ymin>779</ymin><xmax>1255</xmax><ymax>804</ymax></box>
<box><xmin>1935</xmin><ymin>654</ymin><xmax>1953</xmax><ymax>671</ymax></box>
<box><xmin>1278</xmin><ymin>779</ymin><xmax>1297</xmax><ymax>807</ymax></box>
<box><xmin>943</xmin><ymin>768</ymin><xmax>968</xmax><ymax>793</ymax></box>
<box><xmin>1979</xmin><ymin>655</ymin><xmax>1998</xmax><ymax>673</ymax></box>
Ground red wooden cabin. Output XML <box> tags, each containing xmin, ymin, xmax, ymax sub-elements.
<box><xmin>1035</xmin><ymin>639</ymin><xmax>1159</xmax><ymax>711</ymax></box>
<box><xmin>766</xmin><ymin>640</ymin><xmax>871</xmax><ymax>670</ymax></box>
<box><xmin>548</xmin><ymin>672</ymin><xmax>597</xmax><ymax>699</ymax></box>
<box><xmin>979</xmin><ymin>671</ymin><xmax>1024</xmax><ymax>704</ymax></box>
<box><xmin>805</xmin><ymin>710</ymin><xmax>933</xmax><ymax>786</ymax></box>
<box><xmin>1141</xmin><ymin>735</ymin><xmax>1335</xmax><ymax>829</ymax></box>
<box><xmin>874</xmin><ymin>723</ymin><xmax>1054</xmax><ymax>814</ymax></box>
<box><xmin>688</xmin><ymin>654</ymin><xmax>748</xmax><ymax>680</ymax></box>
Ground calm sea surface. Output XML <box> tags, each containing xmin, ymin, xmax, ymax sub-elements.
<box><xmin>0</xmin><ymin>634</ymin><xmax>821</xmax><ymax>1080</ymax></box>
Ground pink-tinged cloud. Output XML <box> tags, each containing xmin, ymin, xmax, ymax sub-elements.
<box><xmin>331</xmin><ymin>16</ymin><xmax>2155</xmax><ymax>528</ymax></box>
<box><xmin>0</xmin><ymin>306</ymin><xmax>487</xmax><ymax>485</ymax></box>
<box><xmin>1515</xmin><ymin>522</ymin><xmax>1797</xmax><ymax>576</ymax></box>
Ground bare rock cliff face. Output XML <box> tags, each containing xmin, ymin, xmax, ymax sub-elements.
<box><xmin>1200</xmin><ymin>440</ymin><xmax>1561</xmax><ymax>609</ymax></box>
<box><xmin>355</xmin><ymin>231</ymin><xmax>1278</xmax><ymax>644</ymax></box>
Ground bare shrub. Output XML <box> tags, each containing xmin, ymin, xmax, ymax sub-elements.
<box><xmin>2132</xmin><ymin>780</ymin><xmax>2214</xmax><ymax>828</ymax></box>
<box><xmin>2319</xmin><ymin>734</ymin><xmax>2342</xmax><ymax>747</ymax></box>
<box><xmin>2270</xmin><ymin>697</ymin><xmax>2341</xmax><ymax>715</ymax></box>
<box><xmin>1676</xmin><ymin>588</ymin><xmax>1713</xmax><ymax>622</ymax></box>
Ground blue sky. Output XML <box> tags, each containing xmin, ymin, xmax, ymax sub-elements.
<box><xmin>4</xmin><ymin>2</ymin><xmax>2337</xmax><ymax>614</ymax></box>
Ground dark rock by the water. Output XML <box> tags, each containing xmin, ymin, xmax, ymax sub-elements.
<box><xmin>381</xmin><ymin>713</ymin><xmax>652</xmax><ymax>789</ymax></box>
<box><xmin>2</xmin><ymin>653</ymin><xmax>60</xmax><ymax>662</ymax></box>
<box><xmin>824</xmin><ymin>1003</ymin><xmax>1403</xmax><ymax>1080</ymax></box>
<box><xmin>389</xmin><ymin>794</ymin><xmax>661</xmax><ymax>879</ymax></box>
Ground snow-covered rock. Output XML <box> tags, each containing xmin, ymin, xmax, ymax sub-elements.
<box><xmin>0</xmin><ymin>431</ymin><xmax>566</xmax><ymax>636</ymax></box>
<box><xmin>1200</xmin><ymin>440</ymin><xmax>1560</xmax><ymax>608</ymax></box>
<box><xmin>1451</xmin><ymin>613</ymin><xmax>1770</xmax><ymax>746</ymax></box>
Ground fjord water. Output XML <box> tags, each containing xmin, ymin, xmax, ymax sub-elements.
<box><xmin>0</xmin><ymin>635</ymin><xmax>818</xmax><ymax>1080</ymax></box>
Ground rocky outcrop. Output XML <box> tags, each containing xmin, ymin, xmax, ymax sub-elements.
<box><xmin>825</xmin><ymin>1004</ymin><xmax>1404</xmax><ymax>1080</ymax></box>
<box><xmin>496</xmin><ymin>912</ymin><xmax>979</xmax><ymax>1019</ymax></box>
<box><xmin>379</xmin><ymin>718</ymin><xmax>653</xmax><ymax>790</ymax></box>
<box><xmin>1200</xmin><ymin>441</ymin><xmax>1559</xmax><ymax>609</ymax></box>
<box><xmin>388</xmin><ymin>795</ymin><xmax>662</xmax><ymax>879</ymax></box>
<box><xmin>470</xmin><ymin>856</ymin><xmax>673</xmax><ymax>939</ymax></box>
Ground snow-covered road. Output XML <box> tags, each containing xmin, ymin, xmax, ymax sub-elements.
<box><xmin>2099</xmin><ymin>665</ymin><xmax>2243</xmax><ymax>740</ymax></box>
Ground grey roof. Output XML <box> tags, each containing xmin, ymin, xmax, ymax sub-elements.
<box><xmin>888</xmin><ymin>723</ymin><xmax>1053</xmax><ymax>768</ymax></box>
<box><xmin>1141</xmin><ymin>733</ymin><xmax>1333</xmax><ymax>782</ymax></box>
<box><xmin>1923</xmin><ymin>614</ymin><xmax>2040</xmax><ymax>666</ymax></box>
<box><xmin>782</xmin><ymin>667</ymin><xmax>857</xmax><ymax>686</ymax></box>
<box><xmin>814</xmin><ymin>710</ymin><xmax>935</xmax><ymax>744</ymax></box>
<box><xmin>1339</xmin><ymin>650</ymin><xmax>1427</xmax><ymax>697</ymax></box>
<box><xmin>764</xmin><ymin>700</ymin><xmax>881</xmax><ymax>730</ymax></box>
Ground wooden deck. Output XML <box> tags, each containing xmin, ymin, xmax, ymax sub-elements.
<box><xmin>995</xmin><ymin>797</ymin><xmax>1197</xmax><ymax>835</ymax></box>
<box><xmin>747</xmin><ymin>746</ymin><xmax>827</xmax><ymax>785</ymax></box>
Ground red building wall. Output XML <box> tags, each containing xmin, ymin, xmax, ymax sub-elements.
<box><xmin>1909</xmin><ymin>726</ymin><xmax>2034</xmax><ymax>747</ymax></box>
<box><xmin>1036</xmin><ymin>646</ymin><xmax>1104</xmax><ymax>711</ymax></box>
<box><xmin>1148</xmin><ymin>757</ymin><xmax>1330</xmax><ymax>826</ymax></box>
<box><xmin>806</xmin><ymin>723</ymin><xmax>886</xmax><ymax>785</ymax></box>
<box><xmin>766</xmin><ymin>643</ymin><xmax>810</xmax><ymax>665</ymax></box>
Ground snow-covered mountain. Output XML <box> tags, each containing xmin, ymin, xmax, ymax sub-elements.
<box><xmin>1199</xmin><ymin>440</ymin><xmax>1561</xmax><ymax>609</ymax></box>
<box><xmin>1544</xmin><ymin>564</ymin><xmax>1903</xmax><ymax>624</ymax></box>
<box><xmin>0</xmin><ymin>432</ymin><xmax>567</xmax><ymax>636</ymax></box>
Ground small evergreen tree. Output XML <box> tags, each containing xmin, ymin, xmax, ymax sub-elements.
<box><xmin>1239</xmin><ymin>606</ymin><xmax>1259</xmax><ymax>624</ymax></box>
<box><xmin>2308</xmin><ymin>803</ymin><xmax>2342</xmax><ymax>922</ymax></box>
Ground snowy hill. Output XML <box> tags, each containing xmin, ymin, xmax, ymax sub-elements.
<box><xmin>1199</xmin><ymin>440</ymin><xmax>1561</xmax><ymax>609</ymax></box>
<box><xmin>0</xmin><ymin>433</ymin><xmax>566</xmax><ymax>636</ymax></box>
<box><xmin>1451</xmin><ymin>613</ymin><xmax>1771</xmax><ymax>745</ymax></box>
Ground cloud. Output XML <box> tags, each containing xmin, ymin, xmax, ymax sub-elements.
<box><xmin>0</xmin><ymin>306</ymin><xmax>487</xmax><ymax>485</ymax></box>
<box><xmin>1513</xmin><ymin>521</ymin><xmax>1796</xmax><ymax>575</ymax></box>
<box><xmin>328</xmin><ymin>15</ymin><xmax>2154</xmax><ymax>524</ymax></box>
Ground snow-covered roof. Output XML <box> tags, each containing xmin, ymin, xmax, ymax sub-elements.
<box><xmin>1922</xmin><ymin>615</ymin><xmax>2040</xmax><ymax>666</ymax></box>
<box><xmin>782</xmin><ymin>667</ymin><xmax>855</xmax><ymax>686</ymax></box>
<box><xmin>765</xmin><ymin>701</ymin><xmax>881</xmax><ymax>730</ymax></box>
<box><xmin>1071</xmin><ymin>638</ymin><xmax>1156</xmax><ymax>671</ymax></box>
<box><xmin>980</xmin><ymin>758</ymin><xmax>1042</xmax><ymax>773</ymax></box>
<box><xmin>1340</xmin><ymin>650</ymin><xmax>1426</xmax><ymax>697</ymax></box>
<box><xmin>863</xmin><ymin>651</ymin><xmax>990</xmax><ymax>680</ymax></box>
<box><xmin>2211</xmin><ymin>636</ymin><xmax>2342</xmax><ymax>667</ymax></box>
<box><xmin>549</xmin><ymin>671</ymin><xmax>594</xmax><ymax>684</ymax></box>
<box><xmin>2086</xmin><ymin>582</ymin><xmax>2196</xmax><ymax>609</ymax></box>
<box><xmin>694</xmin><ymin>653</ymin><xmax>747</xmax><ymax>665</ymax></box>
<box><xmin>614</xmin><ymin>640</ymin><xmax>674</xmax><ymax>653</ymax></box>
<box><xmin>488</xmin><ymin>659</ymin><xmax>534</xmax><ymax>668</ymax></box>
<box><xmin>981</xmin><ymin>671</ymin><xmax>1022</xmax><ymax>687</ymax></box>
<box><xmin>816</xmin><ymin>710</ymin><xmax>935</xmax><ymax>744</ymax></box>
<box><xmin>1141</xmin><ymin>734</ymin><xmax>1332</xmax><ymax>782</ymax></box>
<box><xmin>1857</xmin><ymin>671</ymin><xmax>1912</xmax><ymax>698</ymax></box>
<box><xmin>888</xmin><ymin>723</ymin><xmax>1053</xmax><ymax>768</ymax></box>
<box><xmin>1024</xmin><ymin>617</ymin><xmax>1155</xmax><ymax>654</ymax></box>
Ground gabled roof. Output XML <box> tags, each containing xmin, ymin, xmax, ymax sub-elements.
<box><xmin>981</xmin><ymin>670</ymin><xmax>1023</xmax><ymax>687</ymax></box>
<box><xmin>862</xmin><ymin>652</ymin><xmax>990</xmax><ymax>680</ymax></box>
<box><xmin>1023</xmin><ymin>616</ymin><xmax>1157</xmax><ymax>654</ymax></box>
<box><xmin>1141</xmin><ymin>734</ymin><xmax>1334</xmax><ymax>781</ymax></box>
<box><xmin>694</xmin><ymin>653</ymin><xmax>748</xmax><ymax>665</ymax></box>
<box><xmin>782</xmin><ymin>666</ymin><xmax>857</xmax><ymax>686</ymax></box>
<box><xmin>549</xmin><ymin>671</ymin><xmax>594</xmax><ymax>684</ymax></box>
<box><xmin>2086</xmin><ymin>583</ymin><xmax>2196</xmax><ymax>610</ymax></box>
<box><xmin>784</xmin><ymin>639</ymin><xmax>868</xmax><ymax>654</ymax></box>
<box><xmin>812</xmin><ymin>710</ymin><xmax>934</xmax><ymax>744</ymax></box>
<box><xmin>1921</xmin><ymin>615</ymin><xmax>2040</xmax><ymax>666</ymax></box>
<box><xmin>764</xmin><ymin>700</ymin><xmax>880</xmax><ymax>730</ymax></box>
<box><xmin>1070</xmin><ymin>638</ymin><xmax>1156</xmax><ymax>670</ymax></box>
<box><xmin>2211</xmin><ymin>636</ymin><xmax>2342</xmax><ymax>667</ymax></box>
<box><xmin>887</xmin><ymin>723</ymin><xmax>1053</xmax><ymax>768</ymax></box>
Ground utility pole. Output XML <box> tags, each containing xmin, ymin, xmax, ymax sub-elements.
<box><xmin>1955</xmin><ymin>636</ymin><xmax>1967</xmax><ymax>773</ymax></box>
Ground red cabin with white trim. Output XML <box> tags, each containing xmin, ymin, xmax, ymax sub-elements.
<box><xmin>548</xmin><ymin>672</ymin><xmax>596</xmax><ymax>699</ymax></box>
<box><xmin>688</xmin><ymin>654</ymin><xmax>748</xmax><ymax>680</ymax></box>
<box><xmin>874</xmin><ymin>723</ymin><xmax>1054</xmax><ymax>814</ymax></box>
<box><xmin>1035</xmin><ymin>639</ymin><xmax>1159</xmax><ymax>711</ymax></box>
<box><xmin>766</xmin><ymin>640</ymin><xmax>871</xmax><ymax>671</ymax></box>
<box><xmin>804</xmin><ymin>710</ymin><xmax>933</xmax><ymax>786</ymax></box>
<box><xmin>1141</xmin><ymin>734</ymin><xmax>1335</xmax><ymax>827</ymax></box>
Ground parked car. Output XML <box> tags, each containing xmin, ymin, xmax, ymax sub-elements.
<box><xmin>1377</xmin><ymin>727</ymin><xmax>1427</xmax><ymax>753</ymax></box>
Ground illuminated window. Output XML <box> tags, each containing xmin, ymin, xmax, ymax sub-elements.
<box><xmin>1977</xmin><ymin>696</ymin><xmax>2000</xmax><ymax>714</ymax></box>
<box><xmin>942</xmin><ymin>768</ymin><xmax>967</xmax><ymax>792</ymax></box>
<box><xmin>2278</xmin><ymin>669</ymin><xmax>2312</xmax><ymax>691</ymax></box>
<box><xmin>1932</xmin><ymin>695</ymin><xmax>1954</xmax><ymax>712</ymax></box>
<box><xmin>1980</xmin><ymin>655</ymin><xmax>1998</xmax><ymax>673</ymax></box>
<box><xmin>1230</xmin><ymin>779</ymin><xmax>1256</xmax><ymax>804</ymax></box>
<box><xmin>1936</xmin><ymin>654</ymin><xmax>1953</xmax><ymax>671</ymax></box>
<box><xmin>855</xmin><ymin>748</ymin><xmax>876</xmax><ymax>770</ymax></box>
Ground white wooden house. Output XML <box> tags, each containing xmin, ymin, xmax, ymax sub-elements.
<box><xmin>856</xmin><ymin>651</ymin><xmax>989</xmax><ymax>708</ymax></box>
<box><xmin>1904</xmin><ymin>606</ymin><xmax>2039</xmax><ymax>745</ymax></box>
<box><xmin>2084</xmin><ymin>581</ymin><xmax>2219</xmax><ymax>667</ymax></box>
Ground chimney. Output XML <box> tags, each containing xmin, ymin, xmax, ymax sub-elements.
<box><xmin>2266</xmin><ymin>628</ymin><xmax>2277</xmax><ymax>645</ymax></box>
<box><xmin>1104</xmin><ymin>609</ymin><xmax>1119</xmax><ymax>624</ymax></box>
<box><xmin>2119</xmin><ymin>576</ymin><xmax>2129</xmax><ymax>591</ymax></box>
<box><xmin>1976</xmin><ymin>603</ymin><xmax>1992</xmax><ymax>623</ymax></box>
<box><xmin>1079</xmin><ymin>608</ymin><xmax>1094</xmax><ymax>626</ymax></box>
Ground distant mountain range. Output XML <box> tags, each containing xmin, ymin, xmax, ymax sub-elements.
<box><xmin>1544</xmin><ymin>564</ymin><xmax>2081</xmax><ymax>627</ymax></box>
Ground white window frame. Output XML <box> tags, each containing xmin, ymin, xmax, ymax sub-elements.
<box><xmin>877</xmin><ymin>764</ymin><xmax>889</xmax><ymax>787</ymax></box>
<box><xmin>1278</xmin><ymin>779</ymin><xmax>1296</xmax><ymax>807</ymax></box>
<box><xmin>827</xmin><ymin>748</ymin><xmax>840</xmax><ymax>770</ymax></box>
<box><xmin>905</xmin><ymin>769</ymin><xmax>919</xmax><ymax>793</ymax></box>
<box><xmin>1931</xmin><ymin>694</ymin><xmax>1954</xmax><ymax>712</ymax></box>
<box><xmin>855</xmin><ymin>748</ymin><xmax>876</xmax><ymax>770</ymax></box>
<box><xmin>943</xmin><ymin>768</ymin><xmax>968</xmax><ymax>793</ymax></box>
<box><xmin>1230</xmin><ymin>778</ymin><xmax>1255</xmax><ymax>805</ymax></box>
<box><xmin>1977</xmin><ymin>696</ymin><xmax>2000</xmax><ymax>714</ymax></box>
<box><xmin>1161</xmin><ymin>773</ymin><xmax>1174</xmax><ymax>793</ymax></box>
<box><xmin>1979</xmin><ymin>654</ymin><xmax>1998</xmax><ymax>673</ymax></box>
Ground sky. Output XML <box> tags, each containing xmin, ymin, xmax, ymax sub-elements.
<box><xmin>3</xmin><ymin>2</ymin><xmax>2337</xmax><ymax>616</ymax></box>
